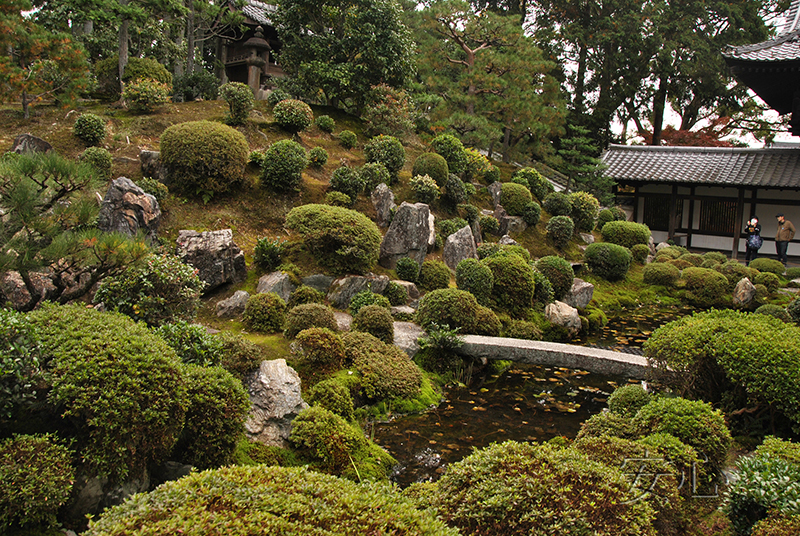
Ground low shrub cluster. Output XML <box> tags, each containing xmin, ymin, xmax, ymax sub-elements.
<box><xmin>601</xmin><ymin>221</ymin><xmax>651</xmax><ymax>248</ymax></box>
<box><xmin>307</xmin><ymin>378</ymin><xmax>355</xmax><ymax>420</ymax></box>
<box><xmin>217</xmin><ymin>332</ymin><xmax>268</xmax><ymax>380</ymax></box>
<box><xmin>543</xmin><ymin>191</ymin><xmax>572</xmax><ymax>216</ymax></box>
<box><xmin>430</xmin><ymin>134</ymin><xmax>467</xmax><ymax>175</ymax></box>
<box><xmin>631</xmin><ymin>243</ymin><xmax>651</xmax><ymax>264</ymax></box>
<box><xmin>123</xmin><ymin>78</ymin><xmax>171</xmax><ymax>113</ymax></box>
<box><xmin>535</xmin><ymin>256</ymin><xmax>574</xmax><ymax>300</ymax></box>
<box><xmin>569</xmin><ymin>191</ymin><xmax>600</xmax><ymax>232</ymax></box>
<box><xmin>339</xmin><ymin>130</ymin><xmax>358</xmax><ymax>149</ymax></box>
<box><xmin>521</xmin><ymin>201</ymin><xmax>542</xmax><ymax>226</ymax></box>
<box><xmin>287</xmin><ymin>285</ymin><xmax>325</xmax><ymax>309</ymax></box>
<box><xmin>396</xmin><ymin>256</ymin><xmax>420</xmax><ymax>282</ymax></box>
<box><xmin>416</xmin><ymin>288</ymin><xmax>481</xmax><ymax>333</ymax></box>
<box><xmin>443</xmin><ymin>174</ymin><xmax>468</xmax><ymax>206</ymax></box>
<box><xmin>315</xmin><ymin>114</ymin><xmax>335</xmax><ymax>133</ymax></box>
<box><xmin>330</xmin><ymin>166</ymin><xmax>366</xmax><ymax>203</ymax></box>
<box><xmin>254</xmin><ymin>237</ymin><xmax>285</xmax><ymax>272</ymax></box>
<box><xmin>482</xmin><ymin>254</ymin><xmax>535</xmax><ymax>318</ymax></box>
<box><xmin>295</xmin><ymin>328</ymin><xmax>346</xmax><ymax>373</ymax></box>
<box><xmin>273</xmin><ymin>99</ymin><xmax>314</xmax><ymax>133</ymax></box>
<box><xmin>220</xmin><ymin>81</ymin><xmax>254</xmax><ymax>125</ymax></box>
<box><xmin>364</xmin><ymin>135</ymin><xmax>405</xmax><ymax>178</ymax></box>
<box><xmin>681</xmin><ymin>266</ymin><xmax>728</xmax><ymax>307</ymax></box>
<box><xmin>308</xmin><ymin>146</ymin><xmax>329</xmax><ymax>168</ymax></box>
<box><xmin>456</xmin><ymin>258</ymin><xmax>494</xmax><ymax>305</ymax></box>
<box><xmin>642</xmin><ymin>262</ymin><xmax>680</xmax><ymax>286</ymax></box>
<box><xmin>584</xmin><ymin>242</ymin><xmax>632</xmax><ymax>281</ymax></box>
<box><xmin>80</xmin><ymin>146</ymin><xmax>112</xmax><ymax>180</ymax></box>
<box><xmin>173</xmin><ymin>70</ymin><xmax>219</xmax><ymax>101</ymax></box>
<box><xmin>154</xmin><ymin>321</ymin><xmax>224</xmax><ymax>366</ymax></box>
<box><xmin>413</xmin><ymin>152</ymin><xmax>449</xmax><ymax>186</ymax></box>
<box><xmin>348</xmin><ymin>290</ymin><xmax>391</xmax><ymax>316</ymax></box>
<box><xmin>261</xmin><ymin>139</ymin><xmax>308</xmax><ymax>192</ymax></box>
<box><xmin>464</xmin><ymin>148</ymin><xmax>491</xmax><ymax>182</ymax></box>
<box><xmin>514</xmin><ymin>167</ymin><xmax>553</xmax><ymax>201</ymax></box>
<box><xmin>410</xmin><ymin>174</ymin><xmax>440</xmax><ymax>204</ymax></box>
<box><xmin>546</xmin><ymin>215</ymin><xmax>575</xmax><ymax>248</ymax></box>
<box><xmin>500</xmin><ymin>182</ymin><xmax>533</xmax><ymax>216</ymax></box>
<box><xmin>73</xmin><ymin>113</ymin><xmax>106</xmax><ymax>145</ymax></box>
<box><xmin>419</xmin><ymin>259</ymin><xmax>451</xmax><ymax>291</ymax></box>
<box><xmin>284</xmin><ymin>303</ymin><xmax>339</xmax><ymax>338</ymax></box>
<box><xmin>350</xmin><ymin>333</ymin><xmax>422</xmax><ymax>401</ymax></box>
<box><xmin>243</xmin><ymin>292</ymin><xmax>286</xmax><ymax>333</ymax></box>
<box><xmin>383</xmin><ymin>281</ymin><xmax>409</xmax><ymax>306</ymax></box>
<box><xmin>359</xmin><ymin>162</ymin><xmax>391</xmax><ymax>191</ymax></box>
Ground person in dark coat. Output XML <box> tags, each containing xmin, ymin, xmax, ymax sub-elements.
<box><xmin>744</xmin><ymin>217</ymin><xmax>762</xmax><ymax>265</ymax></box>
<box><xmin>776</xmin><ymin>213</ymin><xmax>796</xmax><ymax>265</ymax></box>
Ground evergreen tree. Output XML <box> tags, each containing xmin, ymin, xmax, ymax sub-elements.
<box><xmin>556</xmin><ymin>124</ymin><xmax>613</xmax><ymax>204</ymax></box>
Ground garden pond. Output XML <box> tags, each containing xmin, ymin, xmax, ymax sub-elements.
<box><xmin>373</xmin><ymin>304</ymin><xmax>692</xmax><ymax>487</ymax></box>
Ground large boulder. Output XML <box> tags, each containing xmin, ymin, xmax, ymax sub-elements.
<box><xmin>394</xmin><ymin>321</ymin><xmax>424</xmax><ymax>357</ymax></box>
<box><xmin>175</xmin><ymin>229</ymin><xmax>246</xmax><ymax>292</ymax></box>
<box><xmin>301</xmin><ymin>274</ymin><xmax>335</xmax><ymax>294</ymax></box>
<box><xmin>391</xmin><ymin>279</ymin><xmax>420</xmax><ymax>300</ymax></box>
<box><xmin>545</xmin><ymin>301</ymin><xmax>581</xmax><ymax>337</ymax></box>
<box><xmin>256</xmin><ymin>272</ymin><xmax>296</xmax><ymax>303</ymax></box>
<box><xmin>488</xmin><ymin>181</ymin><xmax>503</xmax><ymax>208</ymax></box>
<box><xmin>244</xmin><ymin>359</ymin><xmax>308</xmax><ymax>448</ymax></box>
<box><xmin>139</xmin><ymin>149</ymin><xmax>167</xmax><ymax>184</ymax></box>
<box><xmin>216</xmin><ymin>290</ymin><xmax>250</xmax><ymax>318</ymax></box>
<box><xmin>733</xmin><ymin>277</ymin><xmax>757</xmax><ymax>307</ymax></box>
<box><xmin>371</xmin><ymin>183</ymin><xmax>396</xmax><ymax>228</ymax></box>
<box><xmin>379</xmin><ymin>202</ymin><xmax>434</xmax><ymax>269</ymax></box>
<box><xmin>327</xmin><ymin>274</ymin><xmax>390</xmax><ymax>309</ymax></box>
<box><xmin>0</xmin><ymin>271</ymin><xmax>57</xmax><ymax>311</ymax></box>
<box><xmin>11</xmin><ymin>133</ymin><xmax>52</xmax><ymax>154</ymax></box>
<box><xmin>564</xmin><ymin>278</ymin><xmax>594</xmax><ymax>310</ymax></box>
<box><xmin>443</xmin><ymin>225</ymin><xmax>478</xmax><ymax>271</ymax></box>
<box><xmin>505</xmin><ymin>216</ymin><xmax>527</xmax><ymax>235</ymax></box>
<box><xmin>98</xmin><ymin>177</ymin><xmax>161</xmax><ymax>243</ymax></box>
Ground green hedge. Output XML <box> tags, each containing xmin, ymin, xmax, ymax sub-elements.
<box><xmin>416</xmin><ymin>288</ymin><xmax>481</xmax><ymax>333</ymax></box>
<box><xmin>601</xmin><ymin>221</ymin><xmax>651</xmax><ymax>248</ymax></box>
<box><xmin>681</xmin><ymin>267</ymin><xmax>728</xmax><ymax>307</ymax></box>
<box><xmin>535</xmin><ymin>256</ymin><xmax>574</xmax><ymax>300</ymax></box>
<box><xmin>642</xmin><ymin>262</ymin><xmax>680</xmax><ymax>286</ymax></box>
<box><xmin>584</xmin><ymin>242</ymin><xmax>632</xmax><ymax>281</ymax></box>
<box><xmin>413</xmin><ymin>152</ymin><xmax>449</xmax><ymax>186</ymax></box>
<box><xmin>261</xmin><ymin>139</ymin><xmax>308</xmax><ymax>192</ymax></box>
<box><xmin>482</xmin><ymin>254</ymin><xmax>535</xmax><ymax>318</ymax></box>
<box><xmin>455</xmin><ymin>258</ymin><xmax>494</xmax><ymax>305</ymax></box>
<box><xmin>500</xmin><ymin>182</ymin><xmax>533</xmax><ymax>216</ymax></box>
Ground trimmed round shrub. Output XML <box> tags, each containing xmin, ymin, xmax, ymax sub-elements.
<box><xmin>173</xmin><ymin>364</ymin><xmax>249</xmax><ymax>469</ymax></box>
<box><xmin>438</xmin><ymin>218</ymin><xmax>469</xmax><ymax>240</ymax></box>
<box><xmin>307</xmin><ymin>378</ymin><xmax>354</xmax><ymax>420</ymax></box>
<box><xmin>0</xmin><ymin>434</ymin><xmax>74</xmax><ymax>531</ymax></box>
<box><xmin>160</xmin><ymin>120</ymin><xmax>249</xmax><ymax>198</ymax></box>
<box><xmin>521</xmin><ymin>201</ymin><xmax>542</xmax><ymax>226</ymax></box>
<box><xmin>94</xmin><ymin>253</ymin><xmax>204</xmax><ymax>326</ymax></box>
<box><xmin>596</xmin><ymin>208</ymin><xmax>617</xmax><ymax>230</ymax></box>
<box><xmin>510</xmin><ymin>174</ymin><xmax>529</xmax><ymax>190</ymax></box>
<box><xmin>359</xmin><ymin>162</ymin><xmax>391</xmax><ymax>192</ymax></box>
<box><xmin>464</xmin><ymin>148</ymin><xmax>491</xmax><ymax>182</ymax></box>
<box><xmin>419</xmin><ymin>259</ymin><xmax>451</xmax><ymax>291</ymax></box>
<box><xmin>330</xmin><ymin>165</ymin><xmax>366</xmax><ymax>202</ymax></box>
<box><xmin>326</xmin><ymin>191</ymin><xmax>352</xmax><ymax>206</ymax></box>
<box><xmin>80</xmin><ymin>146</ymin><xmax>112</xmax><ymax>180</ymax></box>
<box><xmin>500</xmin><ymin>182</ymin><xmax>533</xmax><ymax>216</ymax></box>
<box><xmin>95</xmin><ymin>55</ymin><xmax>172</xmax><ymax>98</ymax></box>
<box><xmin>383</xmin><ymin>280</ymin><xmax>409</xmax><ymax>306</ymax></box>
<box><xmin>543</xmin><ymin>191</ymin><xmax>572</xmax><ymax>216</ymax></box>
<box><xmin>607</xmin><ymin>384</ymin><xmax>652</xmax><ymax>417</ymax></box>
<box><xmin>290</xmin><ymin>406</ymin><xmax>395</xmax><ymax>480</ymax></box>
<box><xmin>754</xmin><ymin>271</ymin><xmax>781</xmax><ymax>292</ymax></box>
<box><xmin>136</xmin><ymin>177</ymin><xmax>169</xmax><ymax>203</ymax></box>
<box><xmin>478</xmin><ymin>215</ymin><xmax>500</xmax><ymax>236</ymax></box>
<box><xmin>535</xmin><ymin>256</ymin><xmax>575</xmax><ymax>300</ymax></box>
<box><xmin>413</xmin><ymin>152</ymin><xmax>449</xmax><ymax>186</ymax></box>
<box><xmin>285</xmin><ymin>204</ymin><xmax>381</xmax><ymax>275</ymax></box>
<box><xmin>482</xmin><ymin>254</ymin><xmax>535</xmax><ymax>318</ymax></box>
<box><xmin>680</xmin><ymin>253</ymin><xmax>704</xmax><ymax>266</ymax></box>
<box><xmin>123</xmin><ymin>77</ymin><xmax>171</xmax><ymax>113</ymax></box>
<box><xmin>788</xmin><ymin>297</ymin><xmax>800</xmax><ymax>323</ymax></box>
<box><xmin>717</xmin><ymin>261</ymin><xmax>756</xmax><ymax>292</ymax></box>
<box><xmin>755</xmin><ymin>304</ymin><xmax>792</xmax><ymax>322</ymax></box>
<box><xmin>267</xmin><ymin>87</ymin><xmax>290</xmax><ymax>106</ymax></box>
<box><xmin>416</xmin><ymin>288</ymin><xmax>480</xmax><ymax>332</ymax></box>
<box><xmin>456</xmin><ymin>258</ymin><xmax>494</xmax><ymax>305</ymax></box>
<box><xmin>443</xmin><ymin>174</ymin><xmax>468</xmax><ymax>206</ymax></box>
<box><xmin>657</xmin><ymin>245</ymin><xmax>688</xmax><ymax>259</ymax></box>
<box><xmin>668</xmin><ymin>258</ymin><xmax>693</xmax><ymax>270</ymax></box>
<box><xmin>85</xmin><ymin>465</ymin><xmax>454</xmax><ymax>535</ymax></box>
<box><xmin>243</xmin><ymin>292</ymin><xmax>287</xmax><ymax>333</ymax></box>
<box><xmin>703</xmin><ymin>250</ymin><xmax>727</xmax><ymax>263</ymax></box>
<box><xmin>631</xmin><ymin>243</ymin><xmax>650</xmax><ymax>264</ymax></box>
<box><xmin>220</xmin><ymin>81</ymin><xmax>254</xmax><ymax>125</ymax></box>
<box><xmin>514</xmin><ymin>167</ymin><xmax>553</xmax><ymax>201</ymax></box>
<box><xmin>430</xmin><ymin>134</ymin><xmax>467</xmax><ymax>175</ymax></box>
<box><xmin>601</xmin><ymin>220</ymin><xmax>652</xmax><ymax>248</ymax></box>
<box><xmin>28</xmin><ymin>304</ymin><xmax>186</xmax><ymax>482</ymax></box>
<box><xmin>348</xmin><ymin>290</ymin><xmax>391</xmax><ymax>316</ymax></box>
<box><xmin>751</xmin><ymin>512</ymin><xmax>800</xmax><ymax>536</ymax></box>
<box><xmin>295</xmin><ymin>328</ymin><xmax>346</xmax><ymax>372</ymax></box>
<box><xmin>315</xmin><ymin>114</ymin><xmax>335</xmax><ymax>133</ymax></box>
<box><xmin>364</xmin><ymin>135</ymin><xmax>405</xmax><ymax>177</ymax></box>
<box><xmin>532</xmin><ymin>268</ymin><xmax>555</xmax><ymax>306</ymax></box>
<box><xmin>254</xmin><ymin>237</ymin><xmax>285</xmax><ymax>272</ymax></box>
<box><xmin>569</xmin><ymin>191</ymin><xmax>600</xmax><ymax>232</ymax></box>
<box><xmin>484</xmin><ymin>165</ymin><xmax>500</xmax><ymax>184</ymax></box>
<box><xmin>154</xmin><ymin>321</ymin><xmax>225</xmax><ymax>366</ymax></box>
<box><xmin>477</xmin><ymin>243</ymin><xmax>530</xmax><ymax>262</ymax></box>
<box><xmin>546</xmin><ymin>215</ymin><xmax>575</xmax><ymax>248</ymax></box>
<box><xmin>432</xmin><ymin>441</ymin><xmax>655</xmax><ymax>536</ymax></box>
<box><xmin>261</xmin><ymin>139</ymin><xmax>308</xmax><ymax>192</ymax></box>
<box><xmin>288</xmin><ymin>285</ymin><xmax>325</xmax><ymax>309</ymax></box>
<box><xmin>681</xmin><ymin>266</ymin><xmax>729</xmax><ymax>307</ymax></box>
<box><xmin>584</xmin><ymin>242</ymin><xmax>632</xmax><ymax>281</ymax></box>
<box><xmin>338</xmin><ymin>130</ymin><xmax>358</xmax><ymax>149</ymax></box>
<box><xmin>411</xmin><ymin>174</ymin><xmax>440</xmax><ymax>204</ymax></box>
<box><xmin>749</xmin><ymin>257</ymin><xmax>786</xmax><ymax>275</ymax></box>
<box><xmin>73</xmin><ymin>112</ymin><xmax>106</xmax><ymax>145</ymax></box>
<box><xmin>172</xmin><ymin>69</ymin><xmax>219</xmax><ymax>101</ymax></box>
<box><xmin>308</xmin><ymin>146</ymin><xmax>329</xmax><ymax>168</ymax></box>
<box><xmin>642</xmin><ymin>262</ymin><xmax>680</xmax><ymax>286</ymax></box>
<box><xmin>273</xmin><ymin>99</ymin><xmax>314</xmax><ymax>133</ymax></box>
<box><xmin>217</xmin><ymin>332</ymin><xmax>268</xmax><ymax>380</ymax></box>
<box><xmin>396</xmin><ymin>256</ymin><xmax>420</xmax><ymax>282</ymax></box>
<box><xmin>503</xmin><ymin>319</ymin><xmax>541</xmax><ymax>340</ymax></box>
<box><xmin>577</xmin><ymin>411</ymin><xmax>638</xmax><ymax>440</ymax></box>
<box><xmin>633</xmin><ymin>396</ymin><xmax>732</xmax><ymax>473</ymax></box>
<box><xmin>473</xmin><ymin>306</ymin><xmax>502</xmax><ymax>336</ymax></box>
<box><xmin>352</xmin><ymin>304</ymin><xmax>395</xmax><ymax>345</ymax></box>
<box><xmin>284</xmin><ymin>303</ymin><xmax>338</xmax><ymax>338</ymax></box>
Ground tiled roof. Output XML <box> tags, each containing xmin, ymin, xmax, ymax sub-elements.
<box><xmin>722</xmin><ymin>30</ymin><xmax>800</xmax><ymax>62</ymax></box>
<box><xmin>242</xmin><ymin>0</ymin><xmax>276</xmax><ymax>25</ymax></box>
<box><xmin>602</xmin><ymin>144</ymin><xmax>800</xmax><ymax>188</ymax></box>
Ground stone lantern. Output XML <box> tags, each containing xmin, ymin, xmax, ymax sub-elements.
<box><xmin>243</xmin><ymin>26</ymin><xmax>270</xmax><ymax>94</ymax></box>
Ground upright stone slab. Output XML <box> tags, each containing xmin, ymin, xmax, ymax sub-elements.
<box><xmin>379</xmin><ymin>202</ymin><xmax>433</xmax><ymax>269</ymax></box>
<box><xmin>327</xmin><ymin>274</ymin><xmax>390</xmax><ymax>309</ymax></box>
<box><xmin>216</xmin><ymin>290</ymin><xmax>250</xmax><ymax>318</ymax></box>
<box><xmin>140</xmin><ymin>149</ymin><xmax>167</xmax><ymax>184</ymax></box>
<box><xmin>98</xmin><ymin>177</ymin><xmax>161</xmax><ymax>243</ymax></box>
<box><xmin>176</xmin><ymin>229</ymin><xmax>246</xmax><ymax>292</ymax></box>
<box><xmin>564</xmin><ymin>278</ymin><xmax>594</xmax><ymax>310</ymax></box>
<box><xmin>733</xmin><ymin>277</ymin><xmax>756</xmax><ymax>307</ymax></box>
<box><xmin>244</xmin><ymin>359</ymin><xmax>308</xmax><ymax>448</ymax></box>
<box><xmin>443</xmin><ymin>225</ymin><xmax>478</xmax><ymax>271</ymax></box>
<box><xmin>371</xmin><ymin>183</ymin><xmax>396</xmax><ymax>228</ymax></box>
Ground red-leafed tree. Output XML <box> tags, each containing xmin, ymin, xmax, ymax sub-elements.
<box><xmin>0</xmin><ymin>0</ymin><xmax>91</xmax><ymax>119</ymax></box>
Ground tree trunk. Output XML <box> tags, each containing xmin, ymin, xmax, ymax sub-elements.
<box><xmin>651</xmin><ymin>75</ymin><xmax>668</xmax><ymax>145</ymax></box>
<box><xmin>186</xmin><ymin>1</ymin><xmax>195</xmax><ymax>74</ymax></box>
<box><xmin>118</xmin><ymin>0</ymin><xmax>130</xmax><ymax>98</ymax></box>
<box><xmin>22</xmin><ymin>88</ymin><xmax>29</xmax><ymax>120</ymax></box>
<box><xmin>573</xmin><ymin>42</ymin><xmax>587</xmax><ymax>114</ymax></box>
<box><xmin>501</xmin><ymin>126</ymin><xmax>512</xmax><ymax>163</ymax></box>
<box><xmin>174</xmin><ymin>18</ymin><xmax>185</xmax><ymax>78</ymax></box>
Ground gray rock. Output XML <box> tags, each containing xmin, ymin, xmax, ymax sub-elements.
<box><xmin>371</xmin><ymin>183</ymin><xmax>396</xmax><ymax>228</ymax></box>
<box><xmin>244</xmin><ymin>359</ymin><xmax>308</xmax><ymax>448</ymax></box>
<box><xmin>140</xmin><ymin>149</ymin><xmax>167</xmax><ymax>184</ymax></box>
<box><xmin>176</xmin><ymin>229</ymin><xmax>247</xmax><ymax>293</ymax></box>
<box><xmin>579</xmin><ymin>232</ymin><xmax>595</xmax><ymax>244</ymax></box>
<box><xmin>391</xmin><ymin>279</ymin><xmax>419</xmax><ymax>300</ymax></box>
<box><xmin>390</xmin><ymin>305</ymin><xmax>416</xmax><ymax>316</ymax></box>
<box><xmin>216</xmin><ymin>290</ymin><xmax>250</xmax><ymax>318</ymax></box>
<box><xmin>327</xmin><ymin>274</ymin><xmax>390</xmax><ymax>309</ymax></box>
<box><xmin>301</xmin><ymin>274</ymin><xmax>335</xmax><ymax>294</ymax></box>
<box><xmin>394</xmin><ymin>321</ymin><xmax>424</xmax><ymax>357</ymax></box>
<box><xmin>655</xmin><ymin>241</ymin><xmax>671</xmax><ymax>251</ymax></box>
<box><xmin>98</xmin><ymin>177</ymin><xmax>161</xmax><ymax>243</ymax></box>
<box><xmin>150</xmin><ymin>461</ymin><xmax>194</xmax><ymax>489</ymax></box>
<box><xmin>488</xmin><ymin>181</ymin><xmax>503</xmax><ymax>208</ymax></box>
<box><xmin>379</xmin><ymin>202</ymin><xmax>433</xmax><ymax>269</ymax></box>
<box><xmin>470</xmin><ymin>219</ymin><xmax>482</xmax><ymax>244</ymax></box>
<box><xmin>649</xmin><ymin>236</ymin><xmax>657</xmax><ymax>255</ymax></box>
<box><xmin>0</xmin><ymin>271</ymin><xmax>56</xmax><ymax>311</ymax></box>
<box><xmin>505</xmin><ymin>216</ymin><xmax>527</xmax><ymax>235</ymax></box>
<box><xmin>256</xmin><ymin>272</ymin><xmax>296</xmax><ymax>303</ymax></box>
<box><xmin>11</xmin><ymin>133</ymin><xmax>52</xmax><ymax>154</ymax></box>
<box><xmin>564</xmin><ymin>278</ymin><xmax>594</xmax><ymax>309</ymax></box>
<box><xmin>733</xmin><ymin>277</ymin><xmax>756</xmax><ymax>307</ymax></box>
<box><xmin>545</xmin><ymin>301</ymin><xmax>581</xmax><ymax>337</ymax></box>
<box><xmin>493</xmin><ymin>205</ymin><xmax>509</xmax><ymax>235</ymax></box>
<box><xmin>443</xmin><ymin>225</ymin><xmax>478</xmax><ymax>271</ymax></box>
<box><xmin>334</xmin><ymin>311</ymin><xmax>352</xmax><ymax>331</ymax></box>
<box><xmin>499</xmin><ymin>235</ymin><xmax>518</xmax><ymax>246</ymax></box>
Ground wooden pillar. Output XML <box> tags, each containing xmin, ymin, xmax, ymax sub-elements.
<box><xmin>732</xmin><ymin>187</ymin><xmax>746</xmax><ymax>261</ymax></box>
<box><xmin>632</xmin><ymin>185</ymin><xmax>639</xmax><ymax>222</ymax></box>
<box><xmin>687</xmin><ymin>186</ymin><xmax>695</xmax><ymax>248</ymax></box>
<box><xmin>668</xmin><ymin>184</ymin><xmax>678</xmax><ymax>239</ymax></box>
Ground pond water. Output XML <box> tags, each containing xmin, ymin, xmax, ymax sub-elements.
<box><xmin>373</xmin><ymin>304</ymin><xmax>692</xmax><ymax>487</ymax></box>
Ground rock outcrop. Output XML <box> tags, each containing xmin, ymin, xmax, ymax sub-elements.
<box><xmin>327</xmin><ymin>274</ymin><xmax>390</xmax><ymax>309</ymax></box>
<box><xmin>371</xmin><ymin>183</ymin><xmax>396</xmax><ymax>228</ymax></box>
<box><xmin>379</xmin><ymin>202</ymin><xmax>434</xmax><ymax>269</ymax></box>
<box><xmin>733</xmin><ymin>277</ymin><xmax>756</xmax><ymax>307</ymax></box>
<box><xmin>545</xmin><ymin>301</ymin><xmax>582</xmax><ymax>337</ymax></box>
<box><xmin>216</xmin><ymin>290</ymin><xmax>250</xmax><ymax>318</ymax></box>
<box><xmin>98</xmin><ymin>177</ymin><xmax>161</xmax><ymax>243</ymax></box>
<box><xmin>256</xmin><ymin>272</ymin><xmax>296</xmax><ymax>303</ymax></box>
<box><xmin>244</xmin><ymin>359</ymin><xmax>308</xmax><ymax>448</ymax></box>
<box><xmin>175</xmin><ymin>229</ymin><xmax>246</xmax><ymax>292</ymax></box>
<box><xmin>443</xmin><ymin>225</ymin><xmax>478</xmax><ymax>271</ymax></box>
<box><xmin>564</xmin><ymin>278</ymin><xmax>594</xmax><ymax>310</ymax></box>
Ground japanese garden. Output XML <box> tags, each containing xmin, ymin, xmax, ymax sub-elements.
<box><xmin>3</xmin><ymin>0</ymin><xmax>800</xmax><ymax>534</ymax></box>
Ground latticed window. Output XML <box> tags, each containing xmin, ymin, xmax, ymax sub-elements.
<box><xmin>699</xmin><ymin>199</ymin><xmax>737</xmax><ymax>234</ymax></box>
<box><xmin>643</xmin><ymin>195</ymin><xmax>682</xmax><ymax>231</ymax></box>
